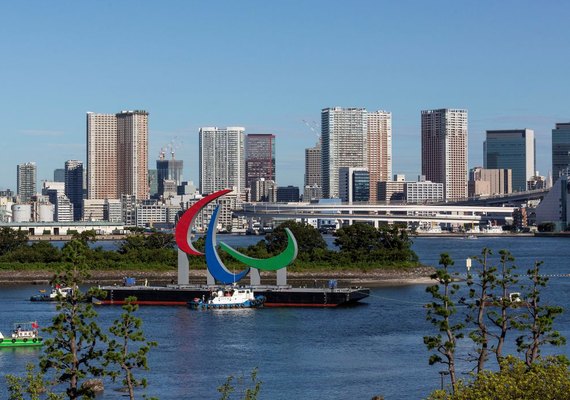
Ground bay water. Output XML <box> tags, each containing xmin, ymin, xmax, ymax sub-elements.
<box><xmin>1</xmin><ymin>236</ymin><xmax>569</xmax><ymax>399</ymax></box>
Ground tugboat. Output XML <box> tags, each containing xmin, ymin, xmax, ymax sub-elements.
<box><xmin>0</xmin><ymin>322</ymin><xmax>43</xmax><ymax>348</ymax></box>
<box><xmin>30</xmin><ymin>285</ymin><xmax>73</xmax><ymax>302</ymax></box>
<box><xmin>188</xmin><ymin>288</ymin><xmax>266</xmax><ymax>310</ymax></box>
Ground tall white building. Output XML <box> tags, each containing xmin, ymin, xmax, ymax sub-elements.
<box><xmin>199</xmin><ymin>127</ymin><xmax>245</xmax><ymax>195</ymax></box>
<box><xmin>421</xmin><ymin>109</ymin><xmax>468</xmax><ymax>201</ymax></box>
<box><xmin>321</xmin><ymin>107</ymin><xmax>367</xmax><ymax>198</ymax></box>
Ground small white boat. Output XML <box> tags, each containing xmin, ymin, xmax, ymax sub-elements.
<box><xmin>30</xmin><ymin>286</ymin><xmax>73</xmax><ymax>302</ymax></box>
<box><xmin>188</xmin><ymin>288</ymin><xmax>265</xmax><ymax>310</ymax></box>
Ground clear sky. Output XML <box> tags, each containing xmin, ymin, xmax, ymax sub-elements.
<box><xmin>1</xmin><ymin>0</ymin><xmax>569</xmax><ymax>191</ymax></box>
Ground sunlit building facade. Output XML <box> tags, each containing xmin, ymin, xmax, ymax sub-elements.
<box><xmin>421</xmin><ymin>109</ymin><xmax>468</xmax><ymax>201</ymax></box>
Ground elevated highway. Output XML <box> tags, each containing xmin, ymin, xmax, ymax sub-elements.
<box><xmin>237</xmin><ymin>203</ymin><xmax>516</xmax><ymax>226</ymax></box>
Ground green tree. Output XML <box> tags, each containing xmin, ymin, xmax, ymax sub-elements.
<box><xmin>118</xmin><ymin>234</ymin><xmax>148</xmax><ymax>254</ymax></box>
<box><xmin>39</xmin><ymin>240</ymin><xmax>107</xmax><ymax>400</ymax></box>
<box><xmin>218</xmin><ymin>368</ymin><xmax>262</xmax><ymax>400</ymax></box>
<box><xmin>424</xmin><ymin>253</ymin><xmax>464</xmax><ymax>391</ymax></box>
<box><xmin>427</xmin><ymin>355</ymin><xmax>570</xmax><ymax>400</ymax></box>
<box><xmin>0</xmin><ymin>226</ymin><xmax>28</xmax><ymax>256</ymax></box>
<box><xmin>486</xmin><ymin>250</ymin><xmax>519</xmax><ymax>366</ymax></box>
<box><xmin>464</xmin><ymin>248</ymin><xmax>495</xmax><ymax>373</ymax></box>
<box><xmin>144</xmin><ymin>232</ymin><xmax>175</xmax><ymax>250</ymax></box>
<box><xmin>334</xmin><ymin>223</ymin><xmax>380</xmax><ymax>252</ymax></box>
<box><xmin>334</xmin><ymin>223</ymin><xmax>417</xmax><ymax>264</ymax></box>
<box><xmin>5</xmin><ymin>364</ymin><xmax>63</xmax><ymax>400</ymax></box>
<box><xmin>104</xmin><ymin>296</ymin><xmax>157</xmax><ymax>400</ymax></box>
<box><xmin>264</xmin><ymin>221</ymin><xmax>326</xmax><ymax>254</ymax></box>
<box><xmin>516</xmin><ymin>261</ymin><xmax>566</xmax><ymax>367</ymax></box>
<box><xmin>71</xmin><ymin>230</ymin><xmax>98</xmax><ymax>245</ymax></box>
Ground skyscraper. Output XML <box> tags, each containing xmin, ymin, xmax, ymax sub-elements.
<box><xmin>304</xmin><ymin>140</ymin><xmax>321</xmax><ymax>187</ymax></box>
<box><xmin>117</xmin><ymin>110</ymin><xmax>149</xmax><ymax>200</ymax></box>
<box><xmin>87</xmin><ymin>112</ymin><xmax>118</xmax><ymax>200</ymax></box>
<box><xmin>17</xmin><ymin>162</ymin><xmax>37</xmax><ymax>202</ymax></box>
<box><xmin>64</xmin><ymin>160</ymin><xmax>84</xmax><ymax>221</ymax></box>
<box><xmin>156</xmin><ymin>152</ymin><xmax>183</xmax><ymax>197</ymax></box>
<box><xmin>421</xmin><ymin>109</ymin><xmax>468</xmax><ymax>201</ymax></box>
<box><xmin>367</xmin><ymin>110</ymin><xmax>392</xmax><ymax>202</ymax></box>
<box><xmin>245</xmin><ymin>134</ymin><xmax>275</xmax><ymax>188</ymax></box>
<box><xmin>321</xmin><ymin>107</ymin><xmax>367</xmax><ymax>198</ymax></box>
<box><xmin>552</xmin><ymin>123</ymin><xmax>570</xmax><ymax>180</ymax></box>
<box><xmin>87</xmin><ymin>110</ymin><xmax>149</xmax><ymax>200</ymax></box>
<box><xmin>199</xmin><ymin>127</ymin><xmax>245</xmax><ymax>195</ymax></box>
<box><xmin>484</xmin><ymin>129</ymin><xmax>535</xmax><ymax>192</ymax></box>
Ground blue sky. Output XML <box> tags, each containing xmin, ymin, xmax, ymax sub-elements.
<box><xmin>1</xmin><ymin>1</ymin><xmax>568</xmax><ymax>191</ymax></box>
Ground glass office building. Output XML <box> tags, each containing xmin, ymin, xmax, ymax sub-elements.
<box><xmin>552</xmin><ymin>123</ymin><xmax>570</xmax><ymax>180</ymax></box>
<box><xmin>484</xmin><ymin>129</ymin><xmax>535</xmax><ymax>192</ymax></box>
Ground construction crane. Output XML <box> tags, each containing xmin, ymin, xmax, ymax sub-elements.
<box><xmin>302</xmin><ymin>119</ymin><xmax>321</xmax><ymax>139</ymax></box>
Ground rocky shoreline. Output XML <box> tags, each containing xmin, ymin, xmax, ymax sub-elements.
<box><xmin>0</xmin><ymin>267</ymin><xmax>435</xmax><ymax>287</ymax></box>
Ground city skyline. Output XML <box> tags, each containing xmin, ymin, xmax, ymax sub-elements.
<box><xmin>1</xmin><ymin>1</ymin><xmax>569</xmax><ymax>191</ymax></box>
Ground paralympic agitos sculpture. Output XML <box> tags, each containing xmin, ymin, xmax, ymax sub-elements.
<box><xmin>175</xmin><ymin>189</ymin><xmax>298</xmax><ymax>284</ymax></box>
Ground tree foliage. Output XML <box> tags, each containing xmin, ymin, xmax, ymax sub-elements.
<box><xmin>334</xmin><ymin>223</ymin><xmax>417</xmax><ymax>264</ymax></box>
<box><xmin>427</xmin><ymin>356</ymin><xmax>570</xmax><ymax>400</ymax></box>
<box><xmin>218</xmin><ymin>368</ymin><xmax>262</xmax><ymax>400</ymax></box>
<box><xmin>516</xmin><ymin>261</ymin><xmax>566</xmax><ymax>366</ymax></box>
<box><xmin>427</xmin><ymin>248</ymin><xmax>566</xmax><ymax>398</ymax></box>
<box><xmin>5</xmin><ymin>364</ymin><xmax>63</xmax><ymax>400</ymax></box>
<box><xmin>264</xmin><ymin>221</ymin><xmax>326</xmax><ymax>254</ymax></box>
<box><xmin>39</xmin><ymin>239</ymin><xmax>108</xmax><ymax>400</ymax></box>
<box><xmin>0</xmin><ymin>226</ymin><xmax>28</xmax><ymax>256</ymax></box>
<box><xmin>424</xmin><ymin>253</ymin><xmax>464</xmax><ymax>391</ymax></box>
<box><xmin>485</xmin><ymin>250</ymin><xmax>520</xmax><ymax>366</ymax></box>
<box><xmin>104</xmin><ymin>296</ymin><xmax>157</xmax><ymax>400</ymax></box>
<box><xmin>464</xmin><ymin>248</ymin><xmax>495</xmax><ymax>373</ymax></box>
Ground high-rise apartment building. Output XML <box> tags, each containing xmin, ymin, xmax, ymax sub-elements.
<box><xmin>199</xmin><ymin>127</ymin><xmax>245</xmax><ymax>195</ymax></box>
<box><xmin>245</xmin><ymin>134</ymin><xmax>275</xmax><ymax>188</ymax></box>
<box><xmin>87</xmin><ymin>112</ymin><xmax>118</xmax><ymax>199</ymax></box>
<box><xmin>17</xmin><ymin>162</ymin><xmax>37</xmax><ymax>202</ymax></box>
<box><xmin>87</xmin><ymin>110</ymin><xmax>149</xmax><ymax>200</ymax></box>
<box><xmin>484</xmin><ymin>129</ymin><xmax>535</xmax><ymax>192</ymax></box>
<box><xmin>305</xmin><ymin>140</ymin><xmax>321</xmax><ymax>187</ymax></box>
<box><xmin>156</xmin><ymin>154</ymin><xmax>183</xmax><ymax>197</ymax></box>
<box><xmin>117</xmin><ymin>111</ymin><xmax>149</xmax><ymax>200</ymax></box>
<box><xmin>552</xmin><ymin>123</ymin><xmax>570</xmax><ymax>180</ymax></box>
<box><xmin>321</xmin><ymin>107</ymin><xmax>367</xmax><ymax>198</ymax></box>
<box><xmin>64</xmin><ymin>160</ymin><xmax>84</xmax><ymax>221</ymax></box>
<box><xmin>367</xmin><ymin>111</ymin><xmax>392</xmax><ymax>202</ymax></box>
<box><xmin>421</xmin><ymin>109</ymin><xmax>468</xmax><ymax>201</ymax></box>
